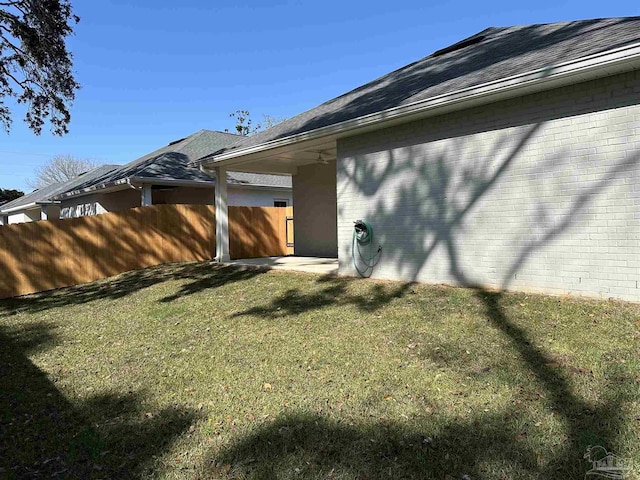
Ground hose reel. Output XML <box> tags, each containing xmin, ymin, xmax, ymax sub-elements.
<box><xmin>352</xmin><ymin>220</ymin><xmax>382</xmax><ymax>277</ymax></box>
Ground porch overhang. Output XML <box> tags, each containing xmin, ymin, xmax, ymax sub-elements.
<box><xmin>200</xmin><ymin>136</ymin><xmax>338</xmax><ymax>176</ymax></box>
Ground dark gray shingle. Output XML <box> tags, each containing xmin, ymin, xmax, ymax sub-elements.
<box><xmin>1</xmin><ymin>164</ymin><xmax>120</xmax><ymax>211</ymax></box>
<box><xmin>203</xmin><ymin>17</ymin><xmax>640</xmax><ymax>157</ymax></box>
<box><xmin>60</xmin><ymin>130</ymin><xmax>291</xmax><ymax>197</ymax></box>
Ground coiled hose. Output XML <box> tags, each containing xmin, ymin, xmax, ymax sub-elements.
<box><xmin>352</xmin><ymin>220</ymin><xmax>381</xmax><ymax>277</ymax></box>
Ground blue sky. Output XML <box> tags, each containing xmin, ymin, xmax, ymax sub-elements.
<box><xmin>1</xmin><ymin>0</ymin><xmax>639</xmax><ymax>191</ymax></box>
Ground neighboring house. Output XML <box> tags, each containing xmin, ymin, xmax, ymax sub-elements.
<box><xmin>196</xmin><ymin>17</ymin><xmax>640</xmax><ymax>302</ymax></box>
<box><xmin>0</xmin><ymin>165</ymin><xmax>120</xmax><ymax>225</ymax></box>
<box><xmin>55</xmin><ymin>130</ymin><xmax>292</xmax><ymax>218</ymax></box>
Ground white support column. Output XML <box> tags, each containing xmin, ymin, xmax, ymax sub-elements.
<box><xmin>214</xmin><ymin>166</ymin><xmax>230</xmax><ymax>262</ymax></box>
<box><xmin>141</xmin><ymin>184</ymin><xmax>153</xmax><ymax>206</ymax></box>
<box><xmin>40</xmin><ymin>205</ymin><xmax>48</xmax><ymax>221</ymax></box>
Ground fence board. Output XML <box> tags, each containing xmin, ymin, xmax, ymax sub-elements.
<box><xmin>0</xmin><ymin>204</ymin><xmax>294</xmax><ymax>299</ymax></box>
<box><xmin>228</xmin><ymin>206</ymin><xmax>293</xmax><ymax>259</ymax></box>
<box><xmin>0</xmin><ymin>205</ymin><xmax>216</xmax><ymax>299</ymax></box>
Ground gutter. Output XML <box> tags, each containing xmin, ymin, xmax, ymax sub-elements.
<box><xmin>227</xmin><ymin>183</ymin><xmax>292</xmax><ymax>190</ymax></box>
<box><xmin>1</xmin><ymin>200</ymin><xmax>59</xmax><ymax>214</ymax></box>
<box><xmin>55</xmin><ymin>178</ymin><xmax>136</xmax><ymax>200</ymax></box>
<box><xmin>130</xmin><ymin>176</ymin><xmax>215</xmax><ymax>188</ymax></box>
<box><xmin>56</xmin><ymin>175</ymin><xmax>291</xmax><ymax>199</ymax></box>
<box><xmin>132</xmin><ymin>177</ymin><xmax>292</xmax><ymax>190</ymax></box>
<box><xmin>198</xmin><ymin>41</ymin><xmax>640</xmax><ymax>167</ymax></box>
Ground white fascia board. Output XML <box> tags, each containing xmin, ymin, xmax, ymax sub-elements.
<box><xmin>131</xmin><ymin>176</ymin><xmax>291</xmax><ymax>191</ymax></box>
<box><xmin>228</xmin><ymin>183</ymin><xmax>292</xmax><ymax>191</ymax></box>
<box><xmin>55</xmin><ymin>178</ymin><xmax>133</xmax><ymax>200</ymax></box>
<box><xmin>130</xmin><ymin>177</ymin><xmax>215</xmax><ymax>188</ymax></box>
<box><xmin>201</xmin><ymin>42</ymin><xmax>640</xmax><ymax>168</ymax></box>
<box><xmin>1</xmin><ymin>202</ymin><xmax>37</xmax><ymax>213</ymax></box>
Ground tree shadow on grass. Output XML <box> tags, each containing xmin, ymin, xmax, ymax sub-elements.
<box><xmin>475</xmin><ymin>290</ymin><xmax>633</xmax><ymax>478</ymax></box>
<box><xmin>159</xmin><ymin>264</ymin><xmax>265</xmax><ymax>303</ymax></box>
<box><xmin>0</xmin><ymin>262</ymin><xmax>265</xmax><ymax>316</ymax></box>
<box><xmin>0</xmin><ymin>322</ymin><xmax>198</xmax><ymax>478</ymax></box>
<box><xmin>233</xmin><ymin>276</ymin><xmax>412</xmax><ymax>318</ymax></box>
<box><xmin>207</xmin><ymin>410</ymin><xmax>540</xmax><ymax>479</ymax></box>
<box><xmin>224</xmin><ymin>281</ymin><xmax>634</xmax><ymax>478</ymax></box>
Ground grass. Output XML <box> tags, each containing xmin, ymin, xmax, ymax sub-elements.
<box><xmin>0</xmin><ymin>261</ymin><xmax>638</xmax><ymax>479</ymax></box>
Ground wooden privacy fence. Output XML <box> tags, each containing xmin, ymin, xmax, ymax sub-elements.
<box><xmin>0</xmin><ymin>204</ymin><xmax>294</xmax><ymax>299</ymax></box>
<box><xmin>229</xmin><ymin>206</ymin><xmax>294</xmax><ymax>259</ymax></box>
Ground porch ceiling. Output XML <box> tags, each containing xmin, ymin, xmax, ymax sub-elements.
<box><xmin>202</xmin><ymin>137</ymin><xmax>337</xmax><ymax>175</ymax></box>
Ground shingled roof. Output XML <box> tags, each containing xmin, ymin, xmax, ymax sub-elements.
<box><xmin>59</xmin><ymin>130</ymin><xmax>291</xmax><ymax>198</ymax></box>
<box><xmin>1</xmin><ymin>164</ymin><xmax>120</xmax><ymax>212</ymax></box>
<box><xmin>200</xmin><ymin>16</ymin><xmax>640</xmax><ymax>159</ymax></box>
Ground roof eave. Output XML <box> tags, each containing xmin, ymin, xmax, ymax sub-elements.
<box><xmin>228</xmin><ymin>183</ymin><xmax>292</xmax><ymax>190</ymax></box>
<box><xmin>0</xmin><ymin>200</ymin><xmax>57</xmax><ymax>213</ymax></box>
<box><xmin>199</xmin><ymin>41</ymin><xmax>640</xmax><ymax>168</ymax></box>
<box><xmin>54</xmin><ymin>178</ymin><xmax>133</xmax><ymax>200</ymax></box>
<box><xmin>131</xmin><ymin>176</ymin><xmax>292</xmax><ymax>190</ymax></box>
<box><xmin>130</xmin><ymin>176</ymin><xmax>215</xmax><ymax>188</ymax></box>
<box><xmin>0</xmin><ymin>202</ymin><xmax>38</xmax><ymax>213</ymax></box>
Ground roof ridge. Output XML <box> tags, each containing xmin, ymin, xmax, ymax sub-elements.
<box><xmin>220</xmin><ymin>26</ymin><xmax>499</xmax><ymax>152</ymax></box>
<box><xmin>201</xmin><ymin>129</ymin><xmax>243</xmax><ymax>137</ymax></box>
<box><xmin>175</xmin><ymin>129</ymin><xmax>208</xmax><ymax>151</ymax></box>
<box><xmin>492</xmin><ymin>15</ymin><xmax>640</xmax><ymax>30</ymax></box>
<box><xmin>198</xmin><ymin>15</ymin><xmax>640</xmax><ymax>160</ymax></box>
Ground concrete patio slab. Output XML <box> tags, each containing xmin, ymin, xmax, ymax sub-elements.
<box><xmin>227</xmin><ymin>256</ymin><xmax>339</xmax><ymax>276</ymax></box>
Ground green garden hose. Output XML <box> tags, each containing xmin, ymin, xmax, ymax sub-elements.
<box><xmin>352</xmin><ymin>220</ymin><xmax>382</xmax><ymax>277</ymax></box>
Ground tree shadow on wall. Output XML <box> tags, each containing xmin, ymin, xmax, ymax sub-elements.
<box><xmin>0</xmin><ymin>203</ymin><xmax>284</xmax><ymax>311</ymax></box>
<box><xmin>222</xmin><ymin>108</ymin><xmax>640</xmax><ymax>477</ymax></box>
<box><xmin>0</xmin><ymin>322</ymin><xmax>198</xmax><ymax>478</ymax></box>
<box><xmin>342</xmin><ymin>111</ymin><xmax>639</xmax><ymax>474</ymax></box>
<box><xmin>0</xmin><ymin>205</ymin><xmax>217</xmax><ymax>302</ymax></box>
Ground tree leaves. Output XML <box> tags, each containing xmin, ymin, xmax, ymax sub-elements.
<box><xmin>0</xmin><ymin>187</ymin><xmax>23</xmax><ymax>203</ymax></box>
<box><xmin>0</xmin><ymin>0</ymin><xmax>80</xmax><ymax>135</ymax></box>
<box><xmin>226</xmin><ymin>110</ymin><xmax>286</xmax><ymax>136</ymax></box>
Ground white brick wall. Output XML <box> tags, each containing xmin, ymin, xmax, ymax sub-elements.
<box><xmin>337</xmin><ymin>70</ymin><xmax>640</xmax><ymax>302</ymax></box>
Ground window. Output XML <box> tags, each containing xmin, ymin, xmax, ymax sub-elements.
<box><xmin>274</xmin><ymin>200</ymin><xmax>288</xmax><ymax>208</ymax></box>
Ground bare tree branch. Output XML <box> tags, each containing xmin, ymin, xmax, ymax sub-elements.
<box><xmin>27</xmin><ymin>155</ymin><xmax>96</xmax><ymax>190</ymax></box>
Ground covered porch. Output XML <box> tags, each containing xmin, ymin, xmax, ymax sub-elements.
<box><xmin>201</xmin><ymin>135</ymin><xmax>339</xmax><ymax>264</ymax></box>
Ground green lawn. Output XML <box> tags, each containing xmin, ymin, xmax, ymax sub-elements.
<box><xmin>0</xmin><ymin>262</ymin><xmax>638</xmax><ymax>479</ymax></box>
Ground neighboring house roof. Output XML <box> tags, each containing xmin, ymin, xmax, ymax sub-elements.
<box><xmin>197</xmin><ymin>16</ymin><xmax>640</xmax><ymax>162</ymax></box>
<box><xmin>0</xmin><ymin>164</ymin><xmax>120</xmax><ymax>213</ymax></box>
<box><xmin>226</xmin><ymin>171</ymin><xmax>292</xmax><ymax>188</ymax></box>
<box><xmin>59</xmin><ymin>130</ymin><xmax>291</xmax><ymax>199</ymax></box>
